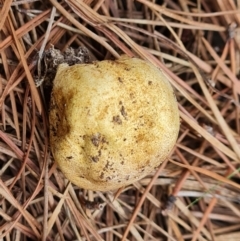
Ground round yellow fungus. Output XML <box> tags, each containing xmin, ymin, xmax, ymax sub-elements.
<box><xmin>49</xmin><ymin>56</ymin><xmax>179</xmax><ymax>191</ymax></box>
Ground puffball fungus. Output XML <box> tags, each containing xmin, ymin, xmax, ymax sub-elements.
<box><xmin>50</xmin><ymin>56</ymin><xmax>179</xmax><ymax>191</ymax></box>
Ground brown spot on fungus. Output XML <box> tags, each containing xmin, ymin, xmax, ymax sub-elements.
<box><xmin>91</xmin><ymin>156</ymin><xmax>99</xmax><ymax>163</ymax></box>
<box><xmin>112</xmin><ymin>115</ymin><xmax>122</xmax><ymax>125</ymax></box>
<box><xmin>120</xmin><ymin>106</ymin><xmax>127</xmax><ymax>118</ymax></box>
<box><xmin>91</xmin><ymin>133</ymin><xmax>102</xmax><ymax>147</ymax></box>
<box><xmin>118</xmin><ymin>77</ymin><xmax>123</xmax><ymax>83</ymax></box>
<box><xmin>100</xmin><ymin>172</ymin><xmax>104</xmax><ymax>179</ymax></box>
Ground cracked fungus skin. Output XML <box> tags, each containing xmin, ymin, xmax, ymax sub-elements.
<box><xmin>49</xmin><ymin>56</ymin><xmax>180</xmax><ymax>191</ymax></box>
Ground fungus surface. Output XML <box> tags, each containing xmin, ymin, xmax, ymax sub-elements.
<box><xmin>50</xmin><ymin>56</ymin><xmax>180</xmax><ymax>191</ymax></box>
